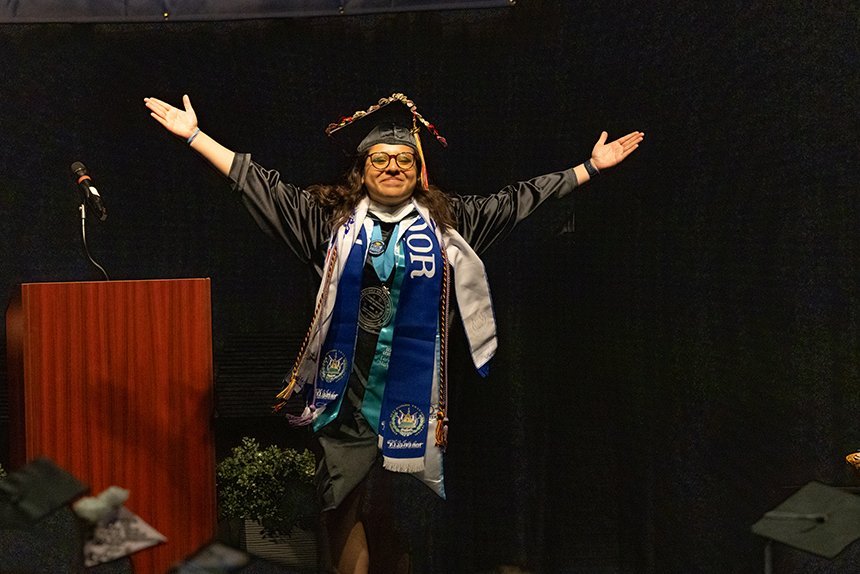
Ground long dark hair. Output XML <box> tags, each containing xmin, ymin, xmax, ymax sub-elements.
<box><xmin>306</xmin><ymin>156</ymin><xmax>456</xmax><ymax>232</ymax></box>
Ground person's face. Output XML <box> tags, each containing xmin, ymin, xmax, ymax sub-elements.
<box><xmin>362</xmin><ymin>143</ymin><xmax>418</xmax><ymax>206</ymax></box>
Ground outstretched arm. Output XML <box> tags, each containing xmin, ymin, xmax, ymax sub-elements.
<box><xmin>144</xmin><ymin>95</ymin><xmax>236</xmax><ymax>176</ymax></box>
<box><xmin>453</xmin><ymin>129</ymin><xmax>645</xmax><ymax>252</ymax></box>
<box><xmin>571</xmin><ymin>130</ymin><xmax>644</xmax><ymax>185</ymax></box>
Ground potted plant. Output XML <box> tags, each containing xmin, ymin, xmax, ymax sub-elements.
<box><xmin>216</xmin><ymin>437</ymin><xmax>317</xmax><ymax>565</ymax></box>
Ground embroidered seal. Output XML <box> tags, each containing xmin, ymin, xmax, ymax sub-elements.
<box><xmin>390</xmin><ymin>404</ymin><xmax>426</xmax><ymax>437</ymax></box>
<box><xmin>359</xmin><ymin>286</ymin><xmax>393</xmax><ymax>333</ymax></box>
<box><xmin>319</xmin><ymin>349</ymin><xmax>347</xmax><ymax>383</ymax></box>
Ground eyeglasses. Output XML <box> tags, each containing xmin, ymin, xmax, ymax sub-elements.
<box><xmin>367</xmin><ymin>151</ymin><xmax>416</xmax><ymax>171</ymax></box>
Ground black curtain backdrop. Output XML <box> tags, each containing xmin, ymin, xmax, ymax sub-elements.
<box><xmin>1</xmin><ymin>2</ymin><xmax>858</xmax><ymax>572</ymax></box>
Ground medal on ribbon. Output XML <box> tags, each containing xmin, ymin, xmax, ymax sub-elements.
<box><xmin>358</xmin><ymin>286</ymin><xmax>393</xmax><ymax>334</ymax></box>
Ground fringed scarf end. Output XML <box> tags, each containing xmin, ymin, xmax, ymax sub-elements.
<box><xmin>383</xmin><ymin>456</ymin><xmax>425</xmax><ymax>474</ymax></box>
<box><xmin>285</xmin><ymin>405</ymin><xmax>315</xmax><ymax>427</ymax></box>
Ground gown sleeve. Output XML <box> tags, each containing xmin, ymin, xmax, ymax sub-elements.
<box><xmin>228</xmin><ymin>153</ymin><xmax>331</xmax><ymax>272</ymax></box>
<box><xmin>451</xmin><ymin>168</ymin><xmax>579</xmax><ymax>254</ymax></box>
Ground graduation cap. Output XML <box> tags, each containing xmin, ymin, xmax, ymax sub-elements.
<box><xmin>171</xmin><ymin>541</ymin><xmax>301</xmax><ymax>573</ymax></box>
<box><xmin>0</xmin><ymin>458</ymin><xmax>87</xmax><ymax>529</ymax></box>
<box><xmin>0</xmin><ymin>459</ymin><xmax>89</xmax><ymax>572</ymax></box>
<box><xmin>752</xmin><ymin>481</ymin><xmax>860</xmax><ymax>559</ymax></box>
<box><xmin>324</xmin><ymin>93</ymin><xmax>447</xmax><ymax>190</ymax></box>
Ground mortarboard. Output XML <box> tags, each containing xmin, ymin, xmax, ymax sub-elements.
<box><xmin>325</xmin><ymin>93</ymin><xmax>447</xmax><ymax>190</ymax></box>
<box><xmin>171</xmin><ymin>541</ymin><xmax>300</xmax><ymax>573</ymax></box>
<box><xmin>0</xmin><ymin>458</ymin><xmax>87</xmax><ymax>528</ymax></box>
<box><xmin>752</xmin><ymin>481</ymin><xmax>860</xmax><ymax>559</ymax></box>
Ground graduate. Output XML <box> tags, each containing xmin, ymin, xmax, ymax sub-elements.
<box><xmin>145</xmin><ymin>92</ymin><xmax>643</xmax><ymax>574</ymax></box>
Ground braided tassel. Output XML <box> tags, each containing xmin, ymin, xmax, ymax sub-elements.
<box><xmin>272</xmin><ymin>376</ymin><xmax>297</xmax><ymax>413</ymax></box>
<box><xmin>434</xmin><ymin>242</ymin><xmax>451</xmax><ymax>449</ymax></box>
<box><xmin>435</xmin><ymin>410</ymin><xmax>449</xmax><ymax>449</ymax></box>
<box><xmin>272</xmin><ymin>245</ymin><xmax>339</xmax><ymax>416</ymax></box>
<box><xmin>411</xmin><ymin>119</ymin><xmax>430</xmax><ymax>191</ymax></box>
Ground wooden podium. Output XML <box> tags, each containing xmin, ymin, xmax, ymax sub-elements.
<box><xmin>5</xmin><ymin>278</ymin><xmax>217</xmax><ymax>573</ymax></box>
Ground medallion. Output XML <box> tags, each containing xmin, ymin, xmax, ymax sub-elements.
<box><xmin>359</xmin><ymin>286</ymin><xmax>393</xmax><ymax>333</ymax></box>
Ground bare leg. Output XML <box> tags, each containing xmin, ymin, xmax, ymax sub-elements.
<box><xmin>364</xmin><ymin>470</ymin><xmax>412</xmax><ymax>574</ymax></box>
<box><xmin>338</xmin><ymin>520</ymin><xmax>369</xmax><ymax>574</ymax></box>
<box><xmin>322</xmin><ymin>484</ymin><xmax>370</xmax><ymax>574</ymax></box>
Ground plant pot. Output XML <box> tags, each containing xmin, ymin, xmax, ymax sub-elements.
<box><xmin>215</xmin><ymin>517</ymin><xmax>246</xmax><ymax>549</ymax></box>
<box><xmin>243</xmin><ymin>519</ymin><xmax>317</xmax><ymax>572</ymax></box>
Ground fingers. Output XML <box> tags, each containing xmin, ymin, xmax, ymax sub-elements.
<box><xmin>145</xmin><ymin>95</ymin><xmax>199</xmax><ymax>140</ymax></box>
<box><xmin>144</xmin><ymin>98</ymin><xmax>175</xmax><ymax>123</ymax></box>
<box><xmin>619</xmin><ymin>130</ymin><xmax>644</xmax><ymax>142</ymax></box>
<box><xmin>149</xmin><ymin>112</ymin><xmax>170</xmax><ymax>129</ymax></box>
<box><xmin>144</xmin><ymin>97</ymin><xmax>171</xmax><ymax>114</ymax></box>
<box><xmin>609</xmin><ymin>131</ymin><xmax>644</xmax><ymax>158</ymax></box>
<box><xmin>619</xmin><ymin>143</ymin><xmax>640</xmax><ymax>159</ymax></box>
<box><xmin>616</xmin><ymin>131</ymin><xmax>644</xmax><ymax>149</ymax></box>
<box><xmin>596</xmin><ymin>131</ymin><xmax>608</xmax><ymax>146</ymax></box>
<box><xmin>590</xmin><ymin>130</ymin><xmax>643</xmax><ymax>170</ymax></box>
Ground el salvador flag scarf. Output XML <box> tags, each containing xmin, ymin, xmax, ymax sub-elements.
<box><xmin>276</xmin><ymin>196</ymin><xmax>497</xmax><ymax>475</ymax></box>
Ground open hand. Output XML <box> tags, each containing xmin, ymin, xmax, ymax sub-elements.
<box><xmin>590</xmin><ymin>131</ymin><xmax>644</xmax><ymax>171</ymax></box>
<box><xmin>144</xmin><ymin>95</ymin><xmax>198</xmax><ymax>140</ymax></box>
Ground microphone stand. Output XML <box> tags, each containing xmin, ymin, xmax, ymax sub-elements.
<box><xmin>79</xmin><ymin>201</ymin><xmax>110</xmax><ymax>281</ymax></box>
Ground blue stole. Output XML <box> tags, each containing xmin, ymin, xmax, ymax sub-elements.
<box><xmin>312</xmin><ymin>214</ymin><xmax>442</xmax><ymax>471</ymax></box>
<box><xmin>311</xmin><ymin>225</ymin><xmax>367</xmax><ymax>430</ymax></box>
<box><xmin>378</xmin><ymin>217</ymin><xmax>441</xmax><ymax>470</ymax></box>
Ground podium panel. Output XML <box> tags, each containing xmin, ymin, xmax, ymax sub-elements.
<box><xmin>6</xmin><ymin>278</ymin><xmax>216</xmax><ymax>573</ymax></box>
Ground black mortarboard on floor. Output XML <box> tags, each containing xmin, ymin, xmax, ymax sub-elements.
<box><xmin>752</xmin><ymin>481</ymin><xmax>860</xmax><ymax>561</ymax></box>
<box><xmin>0</xmin><ymin>458</ymin><xmax>91</xmax><ymax>572</ymax></box>
<box><xmin>171</xmin><ymin>541</ymin><xmax>302</xmax><ymax>573</ymax></box>
<box><xmin>324</xmin><ymin>93</ymin><xmax>447</xmax><ymax>190</ymax></box>
<box><xmin>0</xmin><ymin>457</ymin><xmax>87</xmax><ymax>528</ymax></box>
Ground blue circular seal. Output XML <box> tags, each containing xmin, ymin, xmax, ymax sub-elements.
<box><xmin>368</xmin><ymin>239</ymin><xmax>386</xmax><ymax>256</ymax></box>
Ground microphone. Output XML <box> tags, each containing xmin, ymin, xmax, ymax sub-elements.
<box><xmin>71</xmin><ymin>161</ymin><xmax>107</xmax><ymax>221</ymax></box>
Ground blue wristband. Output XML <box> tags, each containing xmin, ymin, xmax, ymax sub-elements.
<box><xmin>187</xmin><ymin>128</ymin><xmax>201</xmax><ymax>145</ymax></box>
<box><xmin>584</xmin><ymin>159</ymin><xmax>599</xmax><ymax>177</ymax></box>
